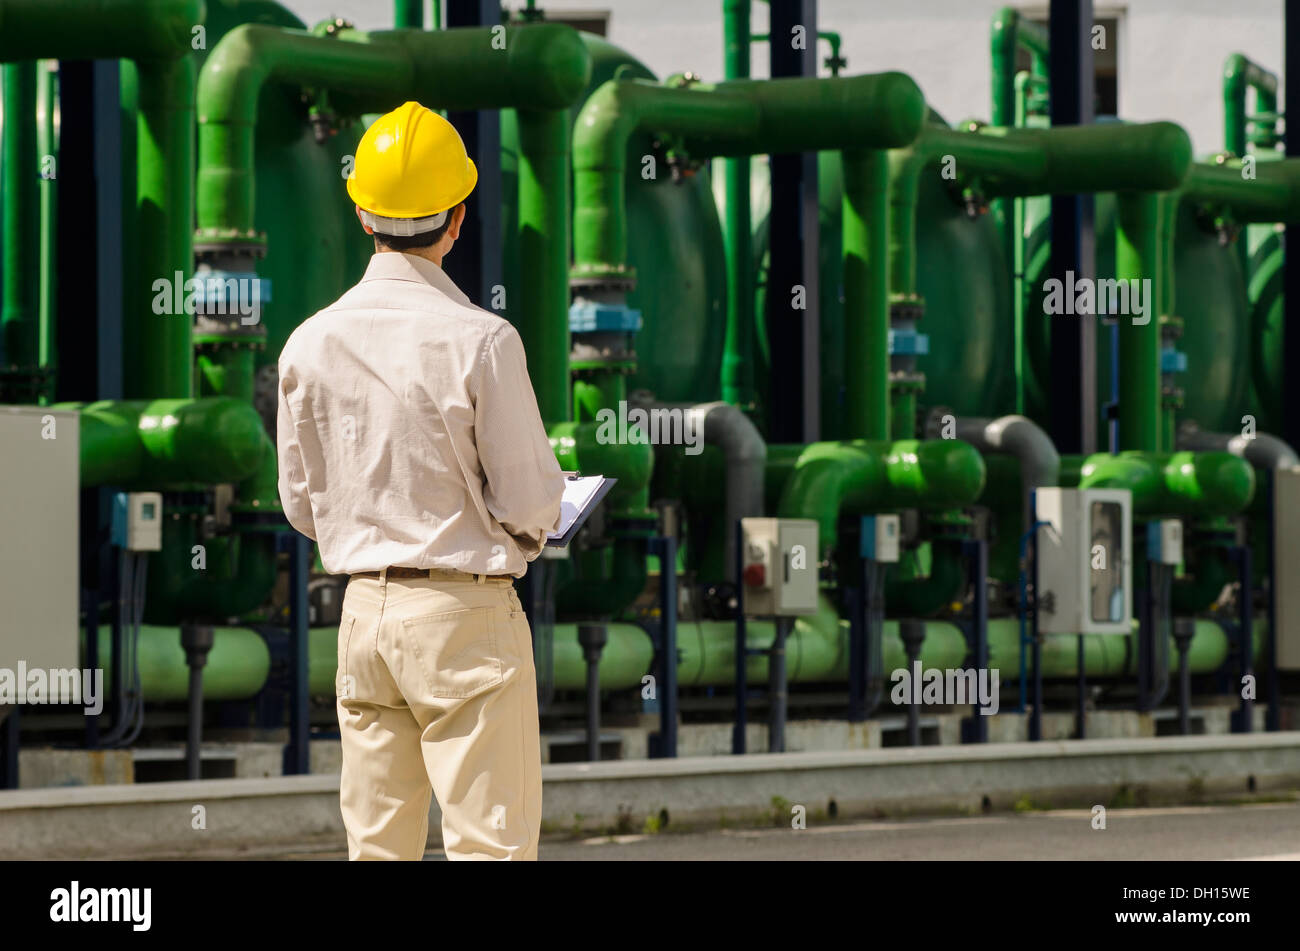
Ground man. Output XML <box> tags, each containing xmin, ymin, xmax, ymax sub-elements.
<box><xmin>276</xmin><ymin>101</ymin><xmax>564</xmax><ymax>861</ymax></box>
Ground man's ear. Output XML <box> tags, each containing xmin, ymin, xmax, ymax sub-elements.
<box><xmin>355</xmin><ymin>204</ymin><xmax>375</xmax><ymax>235</ymax></box>
<box><xmin>446</xmin><ymin>202</ymin><xmax>466</xmax><ymax>241</ymax></box>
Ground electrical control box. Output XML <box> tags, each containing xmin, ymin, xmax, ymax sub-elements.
<box><xmin>111</xmin><ymin>492</ymin><xmax>164</xmax><ymax>552</ymax></box>
<box><xmin>740</xmin><ymin>518</ymin><xmax>819</xmax><ymax>617</ymax></box>
<box><xmin>1035</xmin><ymin>487</ymin><xmax>1132</xmax><ymax>635</ymax></box>
<box><xmin>1147</xmin><ymin>518</ymin><xmax>1183</xmax><ymax>566</ymax></box>
<box><xmin>1275</xmin><ymin>468</ymin><xmax>1300</xmax><ymax>670</ymax></box>
<box><xmin>860</xmin><ymin>514</ymin><xmax>900</xmax><ymax>563</ymax></box>
<box><xmin>0</xmin><ymin>406</ymin><xmax>79</xmax><ymax>674</ymax></box>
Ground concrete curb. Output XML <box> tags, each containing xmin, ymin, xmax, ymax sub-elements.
<box><xmin>3</xmin><ymin>734</ymin><xmax>1299</xmax><ymax>858</ymax></box>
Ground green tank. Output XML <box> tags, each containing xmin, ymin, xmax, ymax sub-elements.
<box><xmin>1025</xmin><ymin>184</ymin><xmax>1251</xmax><ymax>442</ymax></box>
<box><xmin>500</xmin><ymin>34</ymin><xmax>728</xmax><ymax>406</ymax></box>
<box><xmin>1247</xmin><ymin>222</ymin><xmax>1283</xmax><ymax>431</ymax></box>
<box><xmin>748</xmin><ymin>117</ymin><xmax>1014</xmax><ymax>440</ymax></box>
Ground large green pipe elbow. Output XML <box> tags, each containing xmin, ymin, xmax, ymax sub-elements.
<box><xmin>67</xmin><ymin>397</ymin><xmax>267</xmax><ymax>487</ymax></box>
<box><xmin>572</xmin><ymin>70</ymin><xmax>923</xmax><ymax>280</ymax></box>
<box><xmin>776</xmin><ymin>439</ymin><xmax>985</xmax><ymax>554</ymax></box>
<box><xmin>1078</xmin><ymin>450</ymin><xmax>1255</xmax><ymax>517</ymax></box>
<box><xmin>0</xmin><ymin>0</ymin><xmax>201</xmax><ymax>60</ymax></box>
<box><xmin>549</xmin><ymin>421</ymin><xmax>654</xmax><ymax>517</ymax></box>
<box><xmin>197</xmin><ymin>23</ymin><xmax>591</xmax><ymax>237</ymax></box>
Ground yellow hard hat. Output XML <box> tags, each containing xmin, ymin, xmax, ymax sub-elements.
<box><xmin>346</xmin><ymin>101</ymin><xmax>478</xmax><ymax>236</ymax></box>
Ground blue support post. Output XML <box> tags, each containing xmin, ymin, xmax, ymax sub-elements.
<box><xmin>647</xmin><ymin>535</ymin><xmax>678</xmax><ymax>758</ymax></box>
<box><xmin>960</xmin><ymin>537</ymin><xmax>989</xmax><ymax>743</ymax></box>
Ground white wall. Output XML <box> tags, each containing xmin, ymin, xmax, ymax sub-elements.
<box><xmin>282</xmin><ymin>0</ymin><xmax>1284</xmax><ymax>155</ymax></box>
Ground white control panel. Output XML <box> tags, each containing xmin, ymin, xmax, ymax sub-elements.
<box><xmin>740</xmin><ymin>518</ymin><xmax>819</xmax><ymax>617</ymax></box>
<box><xmin>1035</xmin><ymin>488</ymin><xmax>1132</xmax><ymax>635</ymax></box>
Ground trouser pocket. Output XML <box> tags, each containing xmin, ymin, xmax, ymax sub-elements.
<box><xmin>404</xmin><ymin>606</ymin><xmax>504</xmax><ymax>700</ymax></box>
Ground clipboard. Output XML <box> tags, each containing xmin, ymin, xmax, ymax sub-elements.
<box><xmin>546</xmin><ymin>473</ymin><xmax>617</xmax><ymax>547</ymax></box>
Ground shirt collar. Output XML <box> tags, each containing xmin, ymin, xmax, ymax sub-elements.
<box><xmin>359</xmin><ymin>252</ymin><xmax>473</xmax><ymax>307</ymax></box>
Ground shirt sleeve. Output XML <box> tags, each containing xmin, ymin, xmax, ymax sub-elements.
<box><xmin>276</xmin><ymin>356</ymin><xmax>318</xmax><ymax>542</ymax></box>
<box><xmin>475</xmin><ymin>323</ymin><xmax>564</xmax><ymax>561</ymax></box>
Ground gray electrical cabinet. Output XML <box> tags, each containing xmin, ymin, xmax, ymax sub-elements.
<box><xmin>1275</xmin><ymin>468</ymin><xmax>1300</xmax><ymax>670</ymax></box>
<box><xmin>1035</xmin><ymin>487</ymin><xmax>1132</xmax><ymax>635</ymax></box>
<box><xmin>0</xmin><ymin>406</ymin><xmax>80</xmax><ymax>675</ymax></box>
<box><xmin>740</xmin><ymin>518</ymin><xmax>819</xmax><ymax>616</ymax></box>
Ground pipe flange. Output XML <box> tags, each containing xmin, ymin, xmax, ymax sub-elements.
<box><xmin>570</xmin><ymin>273</ymin><xmax>636</xmax><ymax>294</ymax></box>
<box><xmin>888</xmin><ymin>370</ymin><xmax>926</xmax><ymax>389</ymax></box>
<box><xmin>888</xmin><ymin>297</ymin><xmax>925</xmax><ymax>323</ymax></box>
<box><xmin>194</xmin><ymin>232</ymin><xmax>267</xmax><ymax>259</ymax></box>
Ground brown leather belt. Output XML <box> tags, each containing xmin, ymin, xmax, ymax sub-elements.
<box><xmin>350</xmin><ymin>566</ymin><xmax>510</xmax><ymax>584</ymax></box>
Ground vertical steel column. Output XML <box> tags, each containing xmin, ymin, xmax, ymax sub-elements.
<box><xmin>767</xmin><ymin>0</ymin><xmax>820</xmax><ymax>443</ymax></box>
<box><xmin>444</xmin><ymin>0</ymin><xmax>503</xmax><ymax>312</ymax></box>
<box><xmin>1284</xmin><ymin>1</ymin><xmax>1300</xmax><ymax>455</ymax></box>
<box><xmin>1047</xmin><ymin>0</ymin><xmax>1097</xmax><ymax>455</ymax></box>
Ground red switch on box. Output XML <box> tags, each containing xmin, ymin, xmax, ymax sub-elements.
<box><xmin>743</xmin><ymin>563</ymin><xmax>766</xmax><ymax>587</ymax></box>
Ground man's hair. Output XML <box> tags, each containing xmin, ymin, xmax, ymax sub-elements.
<box><xmin>371</xmin><ymin>203</ymin><xmax>461</xmax><ymax>252</ymax></box>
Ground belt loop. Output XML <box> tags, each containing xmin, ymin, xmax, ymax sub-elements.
<box><xmin>379</xmin><ymin>566</ymin><xmax>388</xmax><ymax>585</ymax></box>
<box><xmin>475</xmin><ymin>573</ymin><xmax>485</xmax><ymax>585</ymax></box>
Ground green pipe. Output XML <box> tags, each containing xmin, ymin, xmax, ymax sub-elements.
<box><xmin>516</xmin><ymin>108</ymin><xmax>571</xmax><ymax>423</ymax></box>
<box><xmin>146</xmin><ymin>608</ymin><xmax>1264</xmax><ymax>700</ymax></box>
<box><xmin>1222</xmin><ymin>53</ymin><xmax>1279</xmax><ymax>276</ymax></box>
<box><xmin>990</xmin><ymin>7</ymin><xmax>1049</xmax><ymax>331</ymax></box>
<box><xmin>886</xmin><ymin>539</ymin><xmax>968</xmax><ymax>617</ymax></box>
<box><xmin>394</xmin><ymin>0</ymin><xmax>423</xmax><ymax>29</ymax></box>
<box><xmin>842</xmin><ymin>148</ymin><xmax>890</xmax><ymax>439</ymax></box>
<box><xmin>37</xmin><ymin>61</ymin><xmax>56</xmax><ymax>399</ymax></box>
<box><xmin>132</xmin><ymin>54</ymin><xmax>195</xmax><ymax>399</ymax></box>
<box><xmin>2</xmin><ymin>60</ymin><xmax>38</xmax><ymax>396</ymax></box>
<box><xmin>721</xmin><ymin>0</ymin><xmax>754</xmax><ymax>408</ymax></box>
<box><xmin>63</xmin><ymin>397</ymin><xmax>267</xmax><ymax>487</ymax></box>
<box><xmin>549</xmin><ymin>421</ymin><xmax>654</xmax><ymax>518</ymax></box>
<box><xmin>774</xmin><ymin>439</ymin><xmax>986</xmax><ymax>556</ymax></box>
<box><xmin>92</xmin><ymin>624</ymin><xmax>273</xmax><ymax>702</ymax></box>
<box><xmin>990</xmin><ymin>6</ymin><xmax>1048</xmax><ymax>129</ymax></box>
<box><xmin>1223</xmin><ymin>53</ymin><xmax>1278</xmax><ymax>158</ymax></box>
<box><xmin>1077</xmin><ymin>450</ymin><xmax>1255</xmax><ymax>517</ymax></box>
<box><xmin>1181</xmin><ymin>158</ymin><xmax>1300</xmax><ymax>223</ymax></box>
<box><xmin>888</xmin><ymin>122</ymin><xmax>1190</xmax><ymax>299</ymax></box>
<box><xmin>571</xmin><ymin>70</ymin><xmax>924</xmax><ymax>281</ymax></box>
<box><xmin>1114</xmin><ymin>191</ymin><xmax>1170</xmax><ymax>451</ymax></box>
<box><xmin>195</xmin><ymin>342</ymin><xmax>256</xmax><ymax>403</ymax></box>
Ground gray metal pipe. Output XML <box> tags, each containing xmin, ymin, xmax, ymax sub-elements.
<box><xmin>631</xmin><ymin>399</ymin><xmax>767</xmax><ymax>580</ymax></box>
<box><xmin>1177</xmin><ymin>421</ymin><xmax>1300</xmax><ymax>470</ymax></box>
<box><xmin>930</xmin><ymin>413</ymin><xmax>1060</xmax><ymax>530</ymax></box>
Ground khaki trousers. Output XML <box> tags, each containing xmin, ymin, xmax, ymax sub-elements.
<box><xmin>336</xmin><ymin>569</ymin><xmax>542</xmax><ymax>860</ymax></box>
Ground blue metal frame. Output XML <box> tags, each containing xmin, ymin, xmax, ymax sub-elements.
<box><xmin>646</xmin><ymin>535</ymin><xmax>678</xmax><ymax>758</ymax></box>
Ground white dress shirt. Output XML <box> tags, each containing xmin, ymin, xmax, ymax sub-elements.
<box><xmin>276</xmin><ymin>252</ymin><xmax>564</xmax><ymax>577</ymax></box>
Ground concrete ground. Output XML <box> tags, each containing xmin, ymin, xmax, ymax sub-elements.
<box><xmin>245</xmin><ymin>800</ymin><xmax>1300</xmax><ymax>861</ymax></box>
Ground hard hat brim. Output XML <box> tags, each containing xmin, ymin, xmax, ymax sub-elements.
<box><xmin>346</xmin><ymin>156</ymin><xmax>478</xmax><ymax>221</ymax></box>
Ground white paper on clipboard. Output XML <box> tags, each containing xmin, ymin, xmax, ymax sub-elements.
<box><xmin>546</xmin><ymin>474</ymin><xmax>616</xmax><ymax>547</ymax></box>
